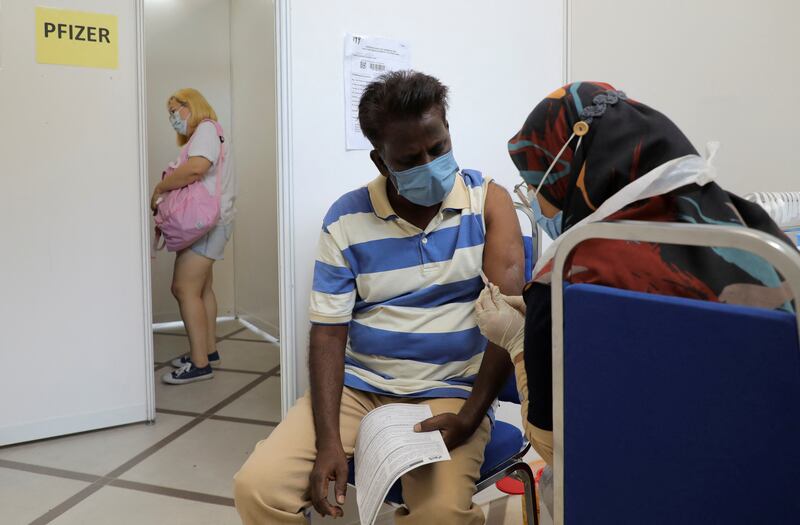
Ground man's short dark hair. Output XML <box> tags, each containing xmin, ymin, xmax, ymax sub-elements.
<box><xmin>358</xmin><ymin>70</ymin><xmax>449</xmax><ymax>148</ymax></box>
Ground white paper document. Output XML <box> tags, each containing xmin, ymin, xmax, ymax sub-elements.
<box><xmin>344</xmin><ymin>33</ymin><xmax>411</xmax><ymax>150</ymax></box>
<box><xmin>354</xmin><ymin>404</ymin><xmax>450</xmax><ymax>525</ymax></box>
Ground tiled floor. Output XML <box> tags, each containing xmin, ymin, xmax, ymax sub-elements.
<box><xmin>0</xmin><ymin>320</ymin><xmax>279</xmax><ymax>525</ymax></box>
<box><xmin>0</xmin><ymin>319</ymin><xmax>546</xmax><ymax>524</ymax></box>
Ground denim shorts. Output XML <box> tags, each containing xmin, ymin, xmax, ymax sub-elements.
<box><xmin>191</xmin><ymin>222</ymin><xmax>232</xmax><ymax>260</ymax></box>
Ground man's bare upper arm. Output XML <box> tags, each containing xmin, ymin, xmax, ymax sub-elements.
<box><xmin>483</xmin><ymin>182</ymin><xmax>525</xmax><ymax>295</ymax></box>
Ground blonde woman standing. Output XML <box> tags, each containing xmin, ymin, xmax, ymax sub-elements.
<box><xmin>151</xmin><ymin>88</ymin><xmax>237</xmax><ymax>385</ymax></box>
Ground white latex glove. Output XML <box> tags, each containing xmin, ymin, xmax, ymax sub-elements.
<box><xmin>475</xmin><ymin>284</ymin><xmax>525</xmax><ymax>356</ymax></box>
<box><xmin>502</xmin><ymin>293</ymin><xmax>526</xmax><ymax>316</ymax></box>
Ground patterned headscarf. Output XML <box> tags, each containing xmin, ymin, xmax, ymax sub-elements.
<box><xmin>510</xmin><ymin>82</ymin><xmax>794</xmax><ymax>310</ymax></box>
<box><xmin>509</xmin><ymin>82</ymin><xmax>698</xmax><ymax>230</ymax></box>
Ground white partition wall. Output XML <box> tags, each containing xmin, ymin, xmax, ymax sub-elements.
<box><xmin>231</xmin><ymin>0</ymin><xmax>280</xmax><ymax>336</ymax></box>
<box><xmin>567</xmin><ymin>0</ymin><xmax>800</xmax><ymax>195</ymax></box>
<box><xmin>0</xmin><ymin>0</ymin><xmax>151</xmax><ymax>445</ymax></box>
<box><xmin>277</xmin><ymin>0</ymin><xmax>565</xmax><ymax>409</ymax></box>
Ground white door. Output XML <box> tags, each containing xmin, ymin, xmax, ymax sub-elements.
<box><xmin>0</xmin><ymin>0</ymin><xmax>153</xmax><ymax>446</ymax></box>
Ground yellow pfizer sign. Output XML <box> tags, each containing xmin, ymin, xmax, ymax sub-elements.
<box><xmin>35</xmin><ymin>7</ymin><xmax>118</xmax><ymax>69</ymax></box>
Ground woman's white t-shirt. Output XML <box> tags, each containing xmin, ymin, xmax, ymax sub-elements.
<box><xmin>180</xmin><ymin>121</ymin><xmax>237</xmax><ymax>225</ymax></box>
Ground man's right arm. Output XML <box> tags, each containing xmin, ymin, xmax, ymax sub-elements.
<box><xmin>308</xmin><ymin>199</ymin><xmax>357</xmax><ymax>517</ymax></box>
<box><xmin>308</xmin><ymin>323</ymin><xmax>349</xmax><ymax>518</ymax></box>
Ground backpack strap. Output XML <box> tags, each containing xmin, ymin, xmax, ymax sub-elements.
<box><xmin>182</xmin><ymin>119</ymin><xmax>225</xmax><ymax>202</ymax></box>
<box><xmin>206</xmin><ymin>120</ymin><xmax>225</xmax><ymax>204</ymax></box>
<box><xmin>151</xmin><ymin>227</ymin><xmax>166</xmax><ymax>259</ymax></box>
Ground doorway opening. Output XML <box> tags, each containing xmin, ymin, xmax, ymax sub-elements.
<box><xmin>144</xmin><ymin>0</ymin><xmax>282</xmax><ymax>449</ymax></box>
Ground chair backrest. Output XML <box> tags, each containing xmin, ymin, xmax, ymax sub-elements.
<box><xmin>522</xmin><ymin>235</ymin><xmax>533</xmax><ymax>282</ymax></box>
<box><xmin>515</xmin><ymin>202</ymin><xmax>537</xmax><ymax>283</ymax></box>
<box><xmin>562</xmin><ymin>283</ymin><xmax>800</xmax><ymax>524</ymax></box>
<box><xmin>498</xmin><ymin>373</ymin><xmax>520</xmax><ymax>404</ymax></box>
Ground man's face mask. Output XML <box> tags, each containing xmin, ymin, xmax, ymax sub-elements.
<box><xmin>385</xmin><ymin>150</ymin><xmax>459</xmax><ymax>207</ymax></box>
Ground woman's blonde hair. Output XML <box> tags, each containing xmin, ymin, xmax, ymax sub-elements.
<box><xmin>167</xmin><ymin>88</ymin><xmax>218</xmax><ymax>146</ymax></box>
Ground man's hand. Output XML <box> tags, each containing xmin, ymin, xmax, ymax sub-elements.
<box><xmin>309</xmin><ymin>442</ymin><xmax>348</xmax><ymax>518</ymax></box>
<box><xmin>414</xmin><ymin>412</ymin><xmax>479</xmax><ymax>451</ymax></box>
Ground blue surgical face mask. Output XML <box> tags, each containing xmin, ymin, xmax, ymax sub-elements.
<box><xmin>170</xmin><ymin>109</ymin><xmax>188</xmax><ymax>135</ymax></box>
<box><xmin>516</xmin><ymin>128</ymin><xmax>584</xmax><ymax>240</ymax></box>
<box><xmin>385</xmin><ymin>150</ymin><xmax>459</xmax><ymax>207</ymax></box>
<box><xmin>528</xmin><ymin>188</ymin><xmax>563</xmax><ymax>240</ymax></box>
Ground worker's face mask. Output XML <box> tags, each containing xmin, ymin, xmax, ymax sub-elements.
<box><xmin>170</xmin><ymin>109</ymin><xmax>189</xmax><ymax>136</ymax></box>
<box><xmin>385</xmin><ymin>150</ymin><xmax>459</xmax><ymax>207</ymax></box>
<box><xmin>528</xmin><ymin>188</ymin><xmax>563</xmax><ymax>239</ymax></box>
<box><xmin>518</xmin><ymin>128</ymin><xmax>585</xmax><ymax>240</ymax></box>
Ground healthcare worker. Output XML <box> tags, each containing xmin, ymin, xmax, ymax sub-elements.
<box><xmin>475</xmin><ymin>81</ymin><xmax>795</xmax><ymax>512</ymax></box>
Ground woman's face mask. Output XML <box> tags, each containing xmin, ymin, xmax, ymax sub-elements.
<box><xmin>169</xmin><ymin>106</ymin><xmax>189</xmax><ymax>135</ymax></box>
<box><xmin>514</xmin><ymin>128</ymin><xmax>584</xmax><ymax>239</ymax></box>
<box><xmin>385</xmin><ymin>150</ymin><xmax>459</xmax><ymax>207</ymax></box>
<box><xmin>528</xmin><ymin>188</ymin><xmax>563</xmax><ymax>239</ymax></box>
<box><xmin>514</xmin><ymin>181</ymin><xmax>563</xmax><ymax>240</ymax></box>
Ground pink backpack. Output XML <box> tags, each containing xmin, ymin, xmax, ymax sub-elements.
<box><xmin>153</xmin><ymin>119</ymin><xmax>225</xmax><ymax>252</ymax></box>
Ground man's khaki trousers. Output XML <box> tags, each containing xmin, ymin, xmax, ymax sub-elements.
<box><xmin>233</xmin><ymin>387</ymin><xmax>491</xmax><ymax>524</ymax></box>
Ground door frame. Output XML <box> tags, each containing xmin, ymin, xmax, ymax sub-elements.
<box><xmin>135</xmin><ymin>0</ymin><xmax>156</xmax><ymax>421</ymax></box>
<box><xmin>136</xmin><ymin>0</ymin><xmax>295</xmax><ymax>421</ymax></box>
<box><xmin>276</xmin><ymin>0</ymin><xmax>296</xmax><ymax>417</ymax></box>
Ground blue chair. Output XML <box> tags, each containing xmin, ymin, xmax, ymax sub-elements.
<box><xmin>516</xmin><ymin>202</ymin><xmax>540</xmax><ymax>278</ymax></box>
<box><xmin>549</xmin><ymin>221</ymin><xmax>800</xmax><ymax>525</ymax></box>
<box><xmin>346</xmin><ymin>375</ymin><xmax>537</xmax><ymax>524</ymax></box>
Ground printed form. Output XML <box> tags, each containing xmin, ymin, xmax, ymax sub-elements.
<box><xmin>354</xmin><ymin>404</ymin><xmax>450</xmax><ymax>525</ymax></box>
<box><xmin>344</xmin><ymin>33</ymin><xmax>411</xmax><ymax>150</ymax></box>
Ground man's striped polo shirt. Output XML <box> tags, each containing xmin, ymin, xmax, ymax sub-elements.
<box><xmin>309</xmin><ymin>170</ymin><xmax>492</xmax><ymax>399</ymax></box>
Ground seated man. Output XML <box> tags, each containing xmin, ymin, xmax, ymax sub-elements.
<box><xmin>234</xmin><ymin>71</ymin><xmax>524</xmax><ymax>525</ymax></box>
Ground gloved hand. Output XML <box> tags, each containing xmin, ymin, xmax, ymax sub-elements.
<box><xmin>502</xmin><ymin>293</ymin><xmax>526</xmax><ymax>316</ymax></box>
<box><xmin>475</xmin><ymin>284</ymin><xmax>525</xmax><ymax>357</ymax></box>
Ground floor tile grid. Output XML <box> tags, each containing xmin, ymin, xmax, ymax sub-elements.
<box><xmin>154</xmin><ymin>327</ymin><xmax>280</xmax><ymax>376</ymax></box>
<box><xmin>153</xmin><ymin>323</ymin><xmax>251</xmax><ymax>344</ymax></box>
<box><xmin>155</xmin><ymin>324</ymin><xmax>279</xmax><ymax>425</ymax></box>
<box><xmin>152</xmin><ymin>323</ymin><xmax>250</xmax><ymax>361</ymax></box>
<box><xmin>5</xmin><ymin>362</ymin><xmax>280</xmax><ymax>524</ymax></box>
<box><xmin>156</xmin><ymin>407</ymin><xmax>280</xmax><ymax>428</ymax></box>
<box><xmin>154</xmin><ymin>324</ymin><xmax>277</xmax><ymax>377</ymax></box>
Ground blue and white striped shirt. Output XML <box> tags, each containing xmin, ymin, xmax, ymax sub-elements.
<box><xmin>309</xmin><ymin>170</ymin><xmax>491</xmax><ymax>399</ymax></box>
